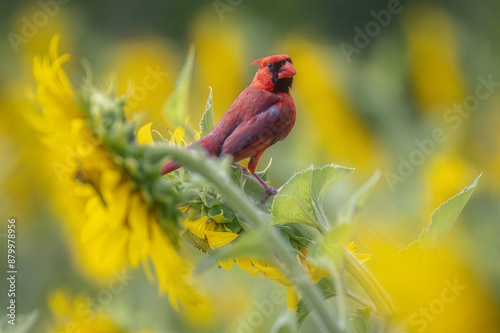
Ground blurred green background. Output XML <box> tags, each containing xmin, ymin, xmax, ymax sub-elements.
<box><xmin>1</xmin><ymin>0</ymin><xmax>500</xmax><ymax>332</ymax></box>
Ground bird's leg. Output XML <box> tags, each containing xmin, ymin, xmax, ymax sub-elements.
<box><xmin>232</xmin><ymin>162</ymin><xmax>250</xmax><ymax>175</ymax></box>
<box><xmin>248</xmin><ymin>153</ymin><xmax>278</xmax><ymax>203</ymax></box>
<box><xmin>251</xmin><ymin>171</ymin><xmax>278</xmax><ymax>203</ymax></box>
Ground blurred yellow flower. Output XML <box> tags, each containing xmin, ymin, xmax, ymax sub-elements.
<box><xmin>279</xmin><ymin>36</ymin><xmax>382</xmax><ymax>177</ymax></box>
<box><xmin>404</xmin><ymin>4</ymin><xmax>465</xmax><ymax>115</ymax></box>
<box><xmin>27</xmin><ymin>35</ymin><xmax>127</xmax><ymax>276</ymax></box>
<box><xmin>423</xmin><ymin>153</ymin><xmax>473</xmax><ymax>219</ymax></box>
<box><xmin>189</xmin><ymin>10</ymin><xmax>247</xmax><ymax>123</ymax></box>
<box><xmin>109</xmin><ymin>37</ymin><xmax>179</xmax><ymax>125</ymax></box>
<box><xmin>0</xmin><ymin>88</ymin><xmax>54</xmax><ymax>222</ymax></box>
<box><xmin>48</xmin><ymin>290</ymin><xmax>149</xmax><ymax>333</ymax></box>
<box><xmin>366</xmin><ymin>235</ymin><xmax>499</xmax><ymax>333</ymax></box>
<box><xmin>9</xmin><ymin>3</ymin><xmax>75</xmax><ymax>66</ymax></box>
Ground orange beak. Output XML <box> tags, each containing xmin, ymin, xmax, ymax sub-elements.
<box><xmin>278</xmin><ymin>62</ymin><xmax>296</xmax><ymax>79</ymax></box>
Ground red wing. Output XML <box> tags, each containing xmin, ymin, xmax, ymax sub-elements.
<box><xmin>221</xmin><ymin>104</ymin><xmax>286</xmax><ymax>162</ymax></box>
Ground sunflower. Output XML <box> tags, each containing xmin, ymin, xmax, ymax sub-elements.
<box><xmin>29</xmin><ymin>35</ymin><xmax>211</xmax><ymax>319</ymax></box>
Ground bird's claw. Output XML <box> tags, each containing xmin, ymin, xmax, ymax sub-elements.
<box><xmin>261</xmin><ymin>185</ymin><xmax>278</xmax><ymax>203</ymax></box>
<box><xmin>233</xmin><ymin>163</ymin><xmax>250</xmax><ymax>175</ymax></box>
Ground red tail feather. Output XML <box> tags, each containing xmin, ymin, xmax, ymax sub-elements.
<box><xmin>162</xmin><ymin>161</ymin><xmax>181</xmax><ymax>174</ymax></box>
<box><xmin>161</xmin><ymin>134</ymin><xmax>220</xmax><ymax>175</ymax></box>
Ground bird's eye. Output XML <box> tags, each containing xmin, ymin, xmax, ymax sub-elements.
<box><xmin>267</xmin><ymin>62</ymin><xmax>274</xmax><ymax>70</ymax></box>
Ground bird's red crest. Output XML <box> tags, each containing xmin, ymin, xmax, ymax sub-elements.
<box><xmin>252</xmin><ymin>54</ymin><xmax>292</xmax><ymax>67</ymax></box>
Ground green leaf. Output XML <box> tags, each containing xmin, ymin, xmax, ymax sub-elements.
<box><xmin>295</xmin><ymin>299</ymin><xmax>311</xmax><ymax>326</ymax></box>
<box><xmin>276</xmin><ymin>224</ymin><xmax>313</xmax><ymax>248</ymax></box>
<box><xmin>208</xmin><ymin>203</ymin><xmax>236</xmax><ymax>223</ymax></box>
<box><xmin>223</xmin><ymin>217</ymin><xmax>242</xmax><ymax>233</ymax></box>
<box><xmin>271</xmin><ymin>164</ymin><xmax>353</xmax><ymax>230</ymax></box>
<box><xmin>200</xmin><ymin>191</ymin><xmax>218</xmax><ymax>208</ymax></box>
<box><xmin>286</xmin><ymin>223</ymin><xmax>321</xmax><ymax>241</ymax></box>
<box><xmin>209</xmin><ymin>212</ymin><xmax>227</xmax><ymax>223</ymax></box>
<box><xmin>255</xmin><ymin>158</ymin><xmax>273</xmax><ymax>182</ymax></box>
<box><xmin>270</xmin><ymin>311</ymin><xmax>298</xmax><ymax>333</ymax></box>
<box><xmin>295</xmin><ymin>299</ymin><xmax>310</xmax><ymax>326</ymax></box>
<box><xmin>338</xmin><ymin>170</ymin><xmax>380</xmax><ymax>224</ymax></box>
<box><xmin>0</xmin><ymin>310</ymin><xmax>39</xmax><ymax>333</ymax></box>
<box><xmin>402</xmin><ymin>174</ymin><xmax>481</xmax><ymax>255</ymax></box>
<box><xmin>316</xmin><ymin>276</ymin><xmax>337</xmax><ymax>297</ymax></box>
<box><xmin>226</xmin><ymin>162</ymin><xmax>278</xmax><ymax>206</ymax></box>
<box><xmin>351</xmin><ymin>308</ymin><xmax>372</xmax><ymax>333</ymax></box>
<box><xmin>230</xmin><ymin>165</ymin><xmax>268</xmax><ymax>205</ymax></box>
<box><xmin>230</xmin><ymin>164</ymin><xmax>244</xmax><ymax>184</ymax></box>
<box><xmin>199</xmin><ymin>86</ymin><xmax>214</xmax><ymax>137</ymax></box>
<box><xmin>162</xmin><ymin>46</ymin><xmax>196</xmax><ymax>127</ymax></box>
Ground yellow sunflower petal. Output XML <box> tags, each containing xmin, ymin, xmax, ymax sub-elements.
<box><xmin>235</xmin><ymin>258</ymin><xmax>259</xmax><ymax>276</ymax></box>
<box><xmin>171</xmin><ymin>126</ymin><xmax>185</xmax><ymax>146</ymax></box>
<box><xmin>252</xmin><ymin>260</ymin><xmax>287</xmax><ymax>283</ymax></box>
<box><xmin>142</xmin><ymin>256</ymin><xmax>156</xmax><ymax>283</ymax></box>
<box><xmin>73</xmin><ymin>182</ymin><xmax>95</xmax><ymax>197</ymax></box>
<box><xmin>306</xmin><ymin>262</ymin><xmax>330</xmax><ymax>283</ymax></box>
<box><xmin>137</xmin><ymin>122</ymin><xmax>154</xmax><ymax>145</ymax></box>
<box><xmin>99</xmin><ymin>226</ymin><xmax>130</xmax><ymax>261</ymax></box>
<box><xmin>149</xmin><ymin>222</ymin><xmax>208</xmax><ymax>313</ymax></box>
<box><xmin>205</xmin><ymin>230</ymin><xmax>239</xmax><ymax>249</ymax></box>
<box><xmin>81</xmin><ymin>195</ymin><xmax>108</xmax><ymax>242</ymax></box>
<box><xmin>106</xmin><ymin>183</ymin><xmax>131</xmax><ymax>229</ymax></box>
<box><xmin>286</xmin><ymin>287</ymin><xmax>299</xmax><ymax>312</ymax></box>
<box><xmin>128</xmin><ymin>195</ymin><xmax>151</xmax><ymax>267</ymax></box>
<box><xmin>218</xmin><ymin>258</ymin><xmax>235</xmax><ymax>272</ymax></box>
<box><xmin>185</xmin><ymin>216</ymin><xmax>208</xmax><ymax>239</ymax></box>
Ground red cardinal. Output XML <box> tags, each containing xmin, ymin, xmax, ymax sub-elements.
<box><xmin>162</xmin><ymin>54</ymin><xmax>297</xmax><ymax>202</ymax></box>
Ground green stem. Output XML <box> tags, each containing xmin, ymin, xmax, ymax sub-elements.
<box><xmin>344</xmin><ymin>248</ymin><xmax>395</xmax><ymax>314</ymax></box>
<box><xmin>320</xmin><ymin>260</ymin><xmax>347</xmax><ymax>329</ymax></box>
<box><xmin>161</xmin><ymin>147</ymin><xmax>341</xmax><ymax>332</ymax></box>
<box><xmin>330</xmin><ymin>265</ymin><xmax>347</xmax><ymax>330</ymax></box>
